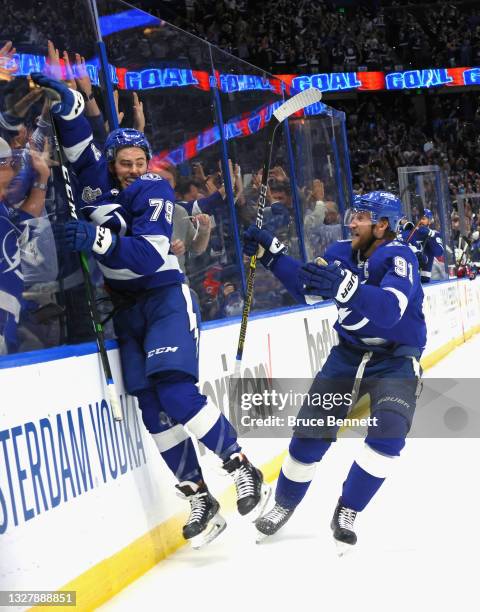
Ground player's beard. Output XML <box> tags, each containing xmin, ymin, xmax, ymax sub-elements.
<box><xmin>108</xmin><ymin>165</ymin><xmax>123</xmax><ymax>191</ymax></box>
<box><xmin>351</xmin><ymin>227</ymin><xmax>374</xmax><ymax>252</ymax></box>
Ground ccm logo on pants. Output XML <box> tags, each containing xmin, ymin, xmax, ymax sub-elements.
<box><xmin>147</xmin><ymin>346</ymin><xmax>179</xmax><ymax>358</ymax></box>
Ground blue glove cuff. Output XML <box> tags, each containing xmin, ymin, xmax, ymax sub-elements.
<box><xmin>259</xmin><ymin>248</ymin><xmax>285</xmax><ymax>268</ymax></box>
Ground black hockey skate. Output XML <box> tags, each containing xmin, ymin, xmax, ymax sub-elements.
<box><xmin>255</xmin><ymin>502</ymin><xmax>295</xmax><ymax>542</ymax></box>
<box><xmin>176</xmin><ymin>481</ymin><xmax>226</xmax><ymax>550</ymax></box>
<box><xmin>223</xmin><ymin>452</ymin><xmax>271</xmax><ymax>520</ymax></box>
<box><xmin>331</xmin><ymin>498</ymin><xmax>358</xmax><ymax>556</ymax></box>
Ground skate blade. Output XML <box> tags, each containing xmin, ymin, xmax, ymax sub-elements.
<box><xmin>190</xmin><ymin>513</ymin><xmax>227</xmax><ymax>550</ymax></box>
<box><xmin>255</xmin><ymin>529</ymin><xmax>269</xmax><ymax>544</ymax></box>
<box><xmin>334</xmin><ymin>539</ymin><xmax>355</xmax><ymax>557</ymax></box>
<box><xmin>247</xmin><ymin>483</ymin><xmax>272</xmax><ymax>522</ymax></box>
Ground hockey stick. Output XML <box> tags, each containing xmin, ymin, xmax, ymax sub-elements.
<box><xmin>405</xmin><ymin>197</ymin><xmax>425</xmax><ymax>243</ymax></box>
<box><xmin>234</xmin><ymin>88</ymin><xmax>323</xmax><ymax>375</ymax></box>
<box><xmin>48</xmin><ymin>107</ymin><xmax>123</xmax><ymax>421</ymax></box>
<box><xmin>456</xmin><ymin>234</ymin><xmax>471</xmax><ymax>268</ymax></box>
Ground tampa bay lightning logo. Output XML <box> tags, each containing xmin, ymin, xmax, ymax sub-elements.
<box><xmin>337</xmin><ymin>306</ymin><xmax>369</xmax><ymax>330</ymax></box>
<box><xmin>338</xmin><ymin>307</ymin><xmax>351</xmax><ymax>323</ymax></box>
<box><xmin>1</xmin><ymin>227</ymin><xmax>22</xmax><ymax>277</ymax></box>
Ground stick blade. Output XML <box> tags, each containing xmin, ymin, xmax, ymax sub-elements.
<box><xmin>107</xmin><ymin>383</ymin><xmax>123</xmax><ymax>421</ymax></box>
<box><xmin>273</xmin><ymin>88</ymin><xmax>323</xmax><ymax>123</ymax></box>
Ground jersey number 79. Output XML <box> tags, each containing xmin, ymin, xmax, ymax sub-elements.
<box><xmin>149</xmin><ymin>198</ymin><xmax>174</xmax><ymax>223</ymax></box>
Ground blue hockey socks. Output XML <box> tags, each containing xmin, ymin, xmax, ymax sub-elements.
<box><xmin>340</xmin><ymin>461</ymin><xmax>385</xmax><ymax>512</ymax></box>
<box><xmin>155</xmin><ymin>381</ymin><xmax>240</xmax><ymax>461</ymax></box>
<box><xmin>341</xmin><ymin>443</ymin><xmax>399</xmax><ymax>511</ymax></box>
<box><xmin>275</xmin><ymin>437</ymin><xmax>332</xmax><ymax>508</ymax></box>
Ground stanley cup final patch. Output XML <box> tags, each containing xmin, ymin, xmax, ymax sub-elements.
<box><xmin>82</xmin><ymin>186</ymin><xmax>102</xmax><ymax>203</ymax></box>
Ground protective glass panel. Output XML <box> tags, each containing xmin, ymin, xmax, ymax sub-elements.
<box><xmin>455</xmin><ymin>193</ymin><xmax>480</xmax><ymax>272</ymax></box>
<box><xmin>289</xmin><ymin>109</ymin><xmax>348</xmax><ymax>261</ymax></box>
<box><xmin>398</xmin><ymin>165</ymin><xmax>452</xmax><ymax>278</ymax></box>
<box><xmin>96</xmin><ymin>0</ymin><xmax>233</xmax><ymax>321</ymax></box>
<box><xmin>210</xmin><ymin>46</ymin><xmax>298</xmax><ymax>313</ymax></box>
<box><xmin>0</xmin><ymin>0</ymin><xmax>100</xmax><ymax>357</ymax></box>
<box><xmin>333</xmin><ymin>116</ymin><xmax>353</xmax><ymax>215</ymax></box>
<box><xmin>0</xmin><ymin>0</ymin><xmax>355</xmax><ymax>361</ymax></box>
<box><xmin>455</xmin><ymin>193</ymin><xmax>479</xmax><ymax>241</ymax></box>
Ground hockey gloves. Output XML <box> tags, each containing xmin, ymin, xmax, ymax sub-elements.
<box><xmin>61</xmin><ymin>220</ymin><xmax>117</xmax><ymax>256</ymax></box>
<box><xmin>243</xmin><ymin>225</ymin><xmax>286</xmax><ymax>268</ymax></box>
<box><xmin>403</xmin><ymin>224</ymin><xmax>435</xmax><ymax>244</ymax></box>
<box><xmin>30</xmin><ymin>73</ymin><xmax>84</xmax><ymax>120</ymax></box>
<box><xmin>298</xmin><ymin>261</ymin><xmax>359</xmax><ymax>304</ymax></box>
<box><xmin>414</xmin><ymin>225</ymin><xmax>435</xmax><ymax>240</ymax></box>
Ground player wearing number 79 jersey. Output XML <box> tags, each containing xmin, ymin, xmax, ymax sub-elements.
<box><xmin>243</xmin><ymin>191</ymin><xmax>426</xmax><ymax>551</ymax></box>
<box><xmin>31</xmin><ymin>72</ymin><xmax>271</xmax><ymax>550</ymax></box>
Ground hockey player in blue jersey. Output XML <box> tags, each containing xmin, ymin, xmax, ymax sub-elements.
<box><xmin>243</xmin><ymin>191</ymin><xmax>426</xmax><ymax>551</ymax></box>
<box><xmin>0</xmin><ymin>139</ymin><xmax>24</xmax><ymax>355</ymax></box>
<box><xmin>31</xmin><ymin>72</ymin><xmax>270</xmax><ymax>549</ymax></box>
<box><xmin>0</xmin><ymin>136</ymin><xmax>51</xmax><ymax>354</ymax></box>
<box><xmin>402</xmin><ymin>208</ymin><xmax>444</xmax><ymax>283</ymax></box>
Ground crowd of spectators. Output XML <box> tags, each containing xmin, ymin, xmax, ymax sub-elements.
<box><xmin>337</xmin><ymin>92</ymin><xmax>480</xmax><ymax>196</ymax></box>
<box><xmin>131</xmin><ymin>0</ymin><xmax>480</xmax><ymax>74</ymax></box>
<box><xmin>3</xmin><ymin>0</ymin><xmax>480</xmax><ymax>357</ymax></box>
<box><xmin>3</xmin><ymin>1</ymin><xmax>480</xmax><ymax>77</ymax></box>
<box><xmin>1</xmin><ymin>0</ymin><xmax>94</xmax><ymax>57</ymax></box>
<box><xmin>338</xmin><ymin>90</ymin><xmax>480</xmax><ymax>279</ymax></box>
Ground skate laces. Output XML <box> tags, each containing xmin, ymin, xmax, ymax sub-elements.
<box><xmin>232</xmin><ymin>462</ymin><xmax>255</xmax><ymax>500</ymax></box>
<box><xmin>184</xmin><ymin>491</ymin><xmax>208</xmax><ymax>525</ymax></box>
<box><xmin>338</xmin><ymin>506</ymin><xmax>357</xmax><ymax>530</ymax></box>
<box><xmin>266</xmin><ymin>504</ymin><xmax>290</xmax><ymax>524</ymax></box>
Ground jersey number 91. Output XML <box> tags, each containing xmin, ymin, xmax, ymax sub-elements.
<box><xmin>394</xmin><ymin>256</ymin><xmax>413</xmax><ymax>283</ymax></box>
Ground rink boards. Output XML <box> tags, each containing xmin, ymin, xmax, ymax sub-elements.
<box><xmin>0</xmin><ymin>278</ymin><xmax>479</xmax><ymax>610</ymax></box>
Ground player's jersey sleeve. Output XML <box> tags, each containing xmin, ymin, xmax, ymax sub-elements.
<box><xmin>81</xmin><ymin>192</ymin><xmax>129</xmax><ymax>236</ymax></box>
<box><xmin>269</xmin><ymin>240</ymin><xmax>352</xmax><ymax>305</ymax></box>
<box><xmin>324</xmin><ymin>240</ymin><xmax>352</xmax><ymax>265</ymax></box>
<box><xmin>0</xmin><ymin>203</ymin><xmax>33</xmax><ymax>322</ymax></box>
<box><xmin>425</xmin><ymin>231</ymin><xmax>444</xmax><ymax>257</ymax></box>
<box><xmin>97</xmin><ymin>176</ymin><xmax>175</xmax><ymax>276</ymax></box>
<box><xmin>348</xmin><ymin>246</ymin><xmax>419</xmax><ymax>328</ymax></box>
<box><xmin>270</xmin><ymin>254</ymin><xmax>305</xmax><ymax>303</ymax></box>
<box><xmin>54</xmin><ymin>111</ymin><xmax>110</xmax><ymax>201</ymax></box>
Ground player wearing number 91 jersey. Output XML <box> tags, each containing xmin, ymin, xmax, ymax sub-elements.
<box><xmin>321</xmin><ymin>204</ymin><xmax>426</xmax><ymax>352</ymax></box>
<box><xmin>243</xmin><ymin>191</ymin><xmax>426</xmax><ymax>551</ymax></box>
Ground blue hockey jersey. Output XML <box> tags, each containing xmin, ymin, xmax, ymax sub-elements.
<box><xmin>53</xmin><ymin>113</ymin><xmax>184</xmax><ymax>292</ymax></box>
<box><xmin>271</xmin><ymin>238</ymin><xmax>426</xmax><ymax>353</ymax></box>
<box><xmin>0</xmin><ymin>202</ymin><xmax>24</xmax><ymax>322</ymax></box>
<box><xmin>401</xmin><ymin>226</ymin><xmax>444</xmax><ymax>283</ymax></box>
